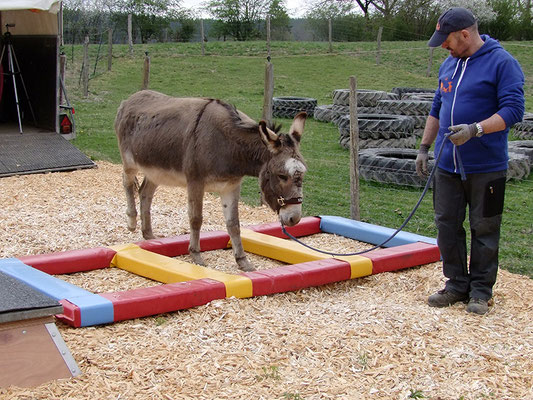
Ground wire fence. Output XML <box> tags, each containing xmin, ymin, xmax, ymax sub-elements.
<box><xmin>60</xmin><ymin>33</ymin><xmax>532</xmax><ymax>276</ymax></box>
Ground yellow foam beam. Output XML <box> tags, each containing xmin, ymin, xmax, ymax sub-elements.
<box><xmin>239</xmin><ymin>229</ymin><xmax>331</xmax><ymax>264</ymax></box>
<box><xmin>334</xmin><ymin>255</ymin><xmax>373</xmax><ymax>279</ymax></box>
<box><xmin>108</xmin><ymin>244</ymin><xmax>252</xmax><ymax>298</ymax></box>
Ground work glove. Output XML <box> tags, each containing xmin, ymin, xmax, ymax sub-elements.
<box><xmin>415</xmin><ymin>144</ymin><xmax>430</xmax><ymax>178</ymax></box>
<box><xmin>448</xmin><ymin>123</ymin><xmax>477</xmax><ymax>146</ymax></box>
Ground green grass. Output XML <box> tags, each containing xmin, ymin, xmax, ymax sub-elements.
<box><xmin>65</xmin><ymin>40</ymin><xmax>533</xmax><ymax>278</ymax></box>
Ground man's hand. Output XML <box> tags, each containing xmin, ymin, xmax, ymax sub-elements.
<box><xmin>415</xmin><ymin>144</ymin><xmax>430</xmax><ymax>178</ymax></box>
<box><xmin>448</xmin><ymin>123</ymin><xmax>477</xmax><ymax>146</ymax></box>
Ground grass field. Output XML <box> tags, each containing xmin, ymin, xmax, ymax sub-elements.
<box><xmin>65</xmin><ymin>40</ymin><xmax>532</xmax><ymax>278</ymax></box>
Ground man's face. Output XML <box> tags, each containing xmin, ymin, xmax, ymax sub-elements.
<box><xmin>441</xmin><ymin>30</ymin><xmax>470</xmax><ymax>58</ymax></box>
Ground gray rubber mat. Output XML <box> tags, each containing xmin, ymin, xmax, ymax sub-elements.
<box><xmin>0</xmin><ymin>270</ymin><xmax>63</xmax><ymax>323</ymax></box>
<box><xmin>0</xmin><ymin>130</ymin><xmax>95</xmax><ymax>178</ymax></box>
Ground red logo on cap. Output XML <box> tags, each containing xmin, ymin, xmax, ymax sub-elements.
<box><xmin>436</xmin><ymin>22</ymin><xmax>441</xmax><ymax>31</ymax></box>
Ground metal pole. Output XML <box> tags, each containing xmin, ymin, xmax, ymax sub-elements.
<box><xmin>7</xmin><ymin>45</ymin><xmax>23</xmax><ymax>133</ymax></box>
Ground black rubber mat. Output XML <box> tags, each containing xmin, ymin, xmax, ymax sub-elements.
<box><xmin>0</xmin><ymin>130</ymin><xmax>95</xmax><ymax>178</ymax></box>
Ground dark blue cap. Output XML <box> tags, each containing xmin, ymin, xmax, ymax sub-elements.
<box><xmin>428</xmin><ymin>7</ymin><xmax>476</xmax><ymax>47</ymax></box>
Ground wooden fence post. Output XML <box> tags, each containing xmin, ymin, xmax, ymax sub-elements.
<box><xmin>262</xmin><ymin>61</ymin><xmax>274</xmax><ymax>126</ymax></box>
<box><xmin>142</xmin><ymin>52</ymin><xmax>150</xmax><ymax>90</ymax></box>
<box><xmin>426</xmin><ymin>47</ymin><xmax>434</xmax><ymax>77</ymax></box>
<box><xmin>262</xmin><ymin>16</ymin><xmax>273</xmax><ymax>125</ymax></box>
<box><xmin>201</xmin><ymin>20</ymin><xmax>205</xmax><ymax>56</ymax></box>
<box><xmin>107</xmin><ymin>29</ymin><xmax>113</xmax><ymax>71</ymax></box>
<box><xmin>328</xmin><ymin>18</ymin><xmax>332</xmax><ymax>53</ymax></box>
<box><xmin>376</xmin><ymin>26</ymin><xmax>383</xmax><ymax>65</ymax></box>
<box><xmin>266</xmin><ymin>16</ymin><xmax>271</xmax><ymax>58</ymax></box>
<box><xmin>128</xmin><ymin>13</ymin><xmax>133</xmax><ymax>56</ymax></box>
<box><xmin>82</xmin><ymin>35</ymin><xmax>89</xmax><ymax>98</ymax></box>
<box><xmin>349</xmin><ymin>76</ymin><xmax>360</xmax><ymax>220</ymax></box>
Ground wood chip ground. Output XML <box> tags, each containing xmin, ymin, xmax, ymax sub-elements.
<box><xmin>0</xmin><ymin>162</ymin><xmax>531</xmax><ymax>399</ymax></box>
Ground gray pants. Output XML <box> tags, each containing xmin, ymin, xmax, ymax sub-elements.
<box><xmin>433</xmin><ymin>168</ymin><xmax>507</xmax><ymax>301</ymax></box>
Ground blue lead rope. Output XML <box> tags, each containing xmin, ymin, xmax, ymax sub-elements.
<box><xmin>280</xmin><ymin>133</ymin><xmax>466</xmax><ymax>256</ymax></box>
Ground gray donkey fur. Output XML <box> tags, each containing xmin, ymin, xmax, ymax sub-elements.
<box><xmin>115</xmin><ymin>90</ymin><xmax>307</xmax><ymax>271</ymax></box>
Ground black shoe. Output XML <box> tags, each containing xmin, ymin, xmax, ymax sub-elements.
<box><xmin>428</xmin><ymin>289</ymin><xmax>468</xmax><ymax>308</ymax></box>
<box><xmin>466</xmin><ymin>298</ymin><xmax>489</xmax><ymax>315</ymax></box>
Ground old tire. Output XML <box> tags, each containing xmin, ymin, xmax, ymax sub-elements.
<box><xmin>332</xmin><ymin>89</ymin><xmax>392</xmax><ymax>107</ymax></box>
<box><xmin>391</xmin><ymin>87</ymin><xmax>435</xmax><ymax>99</ymax></box>
<box><xmin>512</xmin><ymin>113</ymin><xmax>533</xmax><ymax>139</ymax></box>
<box><xmin>508</xmin><ymin>140</ymin><xmax>533</xmax><ymax>163</ymax></box>
<box><xmin>507</xmin><ymin>152</ymin><xmax>531</xmax><ymax>180</ymax></box>
<box><xmin>358</xmin><ymin>148</ymin><xmax>434</xmax><ymax>187</ymax></box>
<box><xmin>337</xmin><ymin>114</ymin><xmax>415</xmax><ymax>140</ymax></box>
<box><xmin>339</xmin><ymin>134</ymin><xmax>416</xmax><ymax>150</ymax></box>
<box><xmin>272</xmin><ymin>96</ymin><xmax>317</xmax><ymax>118</ymax></box>
<box><xmin>313</xmin><ymin>104</ymin><xmax>380</xmax><ymax>123</ymax></box>
<box><xmin>402</xmin><ymin>92</ymin><xmax>435</xmax><ymax>101</ymax></box>
<box><xmin>377</xmin><ymin>99</ymin><xmax>432</xmax><ymax>116</ymax></box>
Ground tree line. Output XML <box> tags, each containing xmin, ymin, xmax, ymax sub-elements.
<box><xmin>62</xmin><ymin>0</ymin><xmax>533</xmax><ymax>44</ymax></box>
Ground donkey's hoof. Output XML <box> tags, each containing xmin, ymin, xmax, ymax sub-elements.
<box><xmin>191</xmin><ymin>252</ymin><xmax>207</xmax><ymax>267</ymax></box>
<box><xmin>127</xmin><ymin>216</ymin><xmax>137</xmax><ymax>231</ymax></box>
<box><xmin>142</xmin><ymin>231</ymin><xmax>156</xmax><ymax>240</ymax></box>
<box><xmin>237</xmin><ymin>258</ymin><xmax>256</xmax><ymax>272</ymax></box>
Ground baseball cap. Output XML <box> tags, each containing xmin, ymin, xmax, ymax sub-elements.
<box><xmin>428</xmin><ymin>7</ymin><xmax>476</xmax><ymax>47</ymax></box>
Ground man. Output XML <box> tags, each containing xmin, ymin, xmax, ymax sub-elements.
<box><xmin>415</xmin><ymin>7</ymin><xmax>525</xmax><ymax>314</ymax></box>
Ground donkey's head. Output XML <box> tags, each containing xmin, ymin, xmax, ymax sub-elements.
<box><xmin>258</xmin><ymin>112</ymin><xmax>307</xmax><ymax>227</ymax></box>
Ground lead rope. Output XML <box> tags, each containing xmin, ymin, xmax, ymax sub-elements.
<box><xmin>281</xmin><ymin>133</ymin><xmax>461</xmax><ymax>256</ymax></box>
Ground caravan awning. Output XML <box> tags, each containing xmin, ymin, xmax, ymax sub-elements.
<box><xmin>0</xmin><ymin>0</ymin><xmax>60</xmax><ymax>13</ymax></box>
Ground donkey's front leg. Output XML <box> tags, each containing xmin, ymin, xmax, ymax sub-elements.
<box><xmin>221</xmin><ymin>184</ymin><xmax>255</xmax><ymax>272</ymax></box>
<box><xmin>187</xmin><ymin>182</ymin><xmax>207</xmax><ymax>266</ymax></box>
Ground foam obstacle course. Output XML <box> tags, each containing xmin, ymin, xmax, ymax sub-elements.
<box><xmin>0</xmin><ymin>216</ymin><xmax>440</xmax><ymax>328</ymax></box>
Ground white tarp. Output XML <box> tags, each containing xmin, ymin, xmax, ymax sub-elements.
<box><xmin>0</xmin><ymin>0</ymin><xmax>60</xmax><ymax>13</ymax></box>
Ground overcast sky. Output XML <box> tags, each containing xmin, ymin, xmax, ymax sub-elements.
<box><xmin>180</xmin><ymin>0</ymin><xmax>308</xmax><ymax>18</ymax></box>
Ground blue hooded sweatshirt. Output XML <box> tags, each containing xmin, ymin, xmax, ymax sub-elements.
<box><xmin>429</xmin><ymin>35</ymin><xmax>525</xmax><ymax>174</ymax></box>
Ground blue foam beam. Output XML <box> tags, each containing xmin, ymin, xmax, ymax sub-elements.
<box><xmin>0</xmin><ymin>258</ymin><xmax>114</xmax><ymax>326</ymax></box>
<box><xmin>319</xmin><ymin>215</ymin><xmax>437</xmax><ymax>247</ymax></box>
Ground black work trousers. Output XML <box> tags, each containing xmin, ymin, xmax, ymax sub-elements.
<box><xmin>433</xmin><ymin>168</ymin><xmax>507</xmax><ymax>301</ymax></box>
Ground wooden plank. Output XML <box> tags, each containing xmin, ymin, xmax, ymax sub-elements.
<box><xmin>0</xmin><ymin>317</ymin><xmax>75</xmax><ymax>387</ymax></box>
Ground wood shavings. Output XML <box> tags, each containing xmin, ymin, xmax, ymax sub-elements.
<box><xmin>0</xmin><ymin>162</ymin><xmax>531</xmax><ymax>399</ymax></box>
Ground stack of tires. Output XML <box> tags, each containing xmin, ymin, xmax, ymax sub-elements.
<box><xmin>314</xmin><ymin>89</ymin><xmax>398</xmax><ymax>124</ymax></box>
<box><xmin>272</xmin><ymin>97</ymin><xmax>317</xmax><ymax>119</ymax></box>
<box><xmin>357</xmin><ymin>142</ymin><xmax>532</xmax><ymax>188</ymax></box>
<box><xmin>376</xmin><ymin>99</ymin><xmax>432</xmax><ymax>135</ymax></box>
<box><xmin>312</xmin><ymin>86</ymin><xmax>532</xmax><ymax>186</ymax></box>
<box><xmin>337</xmin><ymin>114</ymin><xmax>416</xmax><ymax>150</ymax></box>
<box><xmin>326</xmin><ymin>88</ymin><xmax>421</xmax><ymax>150</ymax></box>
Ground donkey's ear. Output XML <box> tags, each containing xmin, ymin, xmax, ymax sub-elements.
<box><xmin>259</xmin><ymin>120</ymin><xmax>281</xmax><ymax>152</ymax></box>
<box><xmin>289</xmin><ymin>112</ymin><xmax>306</xmax><ymax>143</ymax></box>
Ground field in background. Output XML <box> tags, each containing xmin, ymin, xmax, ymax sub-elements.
<box><xmin>64</xmin><ymin>40</ymin><xmax>533</xmax><ymax>277</ymax></box>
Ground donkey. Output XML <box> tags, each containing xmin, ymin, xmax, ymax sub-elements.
<box><xmin>115</xmin><ymin>90</ymin><xmax>307</xmax><ymax>271</ymax></box>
